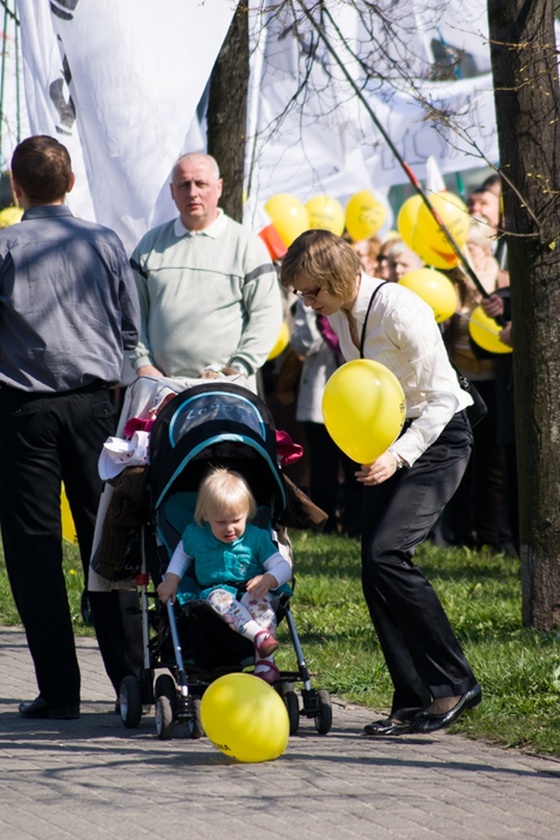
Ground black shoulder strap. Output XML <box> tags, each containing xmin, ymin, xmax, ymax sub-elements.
<box><xmin>360</xmin><ymin>281</ymin><xmax>387</xmax><ymax>358</ymax></box>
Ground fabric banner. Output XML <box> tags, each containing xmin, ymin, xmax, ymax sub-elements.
<box><xmin>16</xmin><ymin>0</ymin><xmax>235</xmax><ymax>252</ymax></box>
<box><xmin>244</xmin><ymin>0</ymin><xmax>500</xmax><ymax>228</ymax></box>
<box><xmin>13</xmin><ymin>0</ymin><xmax>544</xmax><ymax>244</ymax></box>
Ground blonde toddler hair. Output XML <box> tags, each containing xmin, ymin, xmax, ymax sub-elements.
<box><xmin>194</xmin><ymin>467</ymin><xmax>256</xmax><ymax>525</ymax></box>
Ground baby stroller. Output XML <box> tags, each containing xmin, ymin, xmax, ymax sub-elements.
<box><xmin>114</xmin><ymin>379</ymin><xmax>333</xmax><ymax>739</ymax></box>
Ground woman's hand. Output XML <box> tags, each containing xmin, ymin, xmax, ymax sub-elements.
<box><xmin>246</xmin><ymin>573</ymin><xmax>277</xmax><ymax>598</ymax></box>
<box><xmin>355</xmin><ymin>451</ymin><xmax>401</xmax><ymax>485</ymax></box>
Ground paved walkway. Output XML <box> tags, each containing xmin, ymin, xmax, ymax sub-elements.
<box><xmin>1</xmin><ymin>626</ymin><xmax>559</xmax><ymax>840</ymax></box>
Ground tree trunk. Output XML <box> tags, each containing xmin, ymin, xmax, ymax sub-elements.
<box><xmin>207</xmin><ymin>2</ymin><xmax>249</xmax><ymax>222</ymax></box>
<box><xmin>488</xmin><ymin>0</ymin><xmax>560</xmax><ymax>629</ymax></box>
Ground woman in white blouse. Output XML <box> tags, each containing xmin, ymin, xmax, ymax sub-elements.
<box><xmin>280</xmin><ymin>229</ymin><xmax>481</xmax><ymax>737</ymax></box>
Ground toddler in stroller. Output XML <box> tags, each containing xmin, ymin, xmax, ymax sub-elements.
<box><xmin>106</xmin><ymin>378</ymin><xmax>332</xmax><ymax>737</ymax></box>
<box><xmin>157</xmin><ymin>466</ymin><xmax>292</xmax><ymax>684</ymax></box>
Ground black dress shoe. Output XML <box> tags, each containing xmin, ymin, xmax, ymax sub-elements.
<box><xmin>19</xmin><ymin>696</ymin><xmax>80</xmax><ymax>720</ymax></box>
<box><xmin>363</xmin><ymin>717</ymin><xmax>412</xmax><ymax>736</ymax></box>
<box><xmin>409</xmin><ymin>684</ymin><xmax>482</xmax><ymax>734</ymax></box>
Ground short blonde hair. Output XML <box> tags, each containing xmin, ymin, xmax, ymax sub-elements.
<box><xmin>280</xmin><ymin>229</ymin><xmax>361</xmax><ymax>301</ymax></box>
<box><xmin>194</xmin><ymin>467</ymin><xmax>256</xmax><ymax>525</ymax></box>
<box><xmin>466</xmin><ymin>220</ymin><xmax>495</xmax><ymax>253</ymax></box>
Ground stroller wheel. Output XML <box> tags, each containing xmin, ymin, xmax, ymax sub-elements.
<box><xmin>155</xmin><ymin>696</ymin><xmax>174</xmax><ymax>740</ymax></box>
<box><xmin>187</xmin><ymin>696</ymin><xmax>204</xmax><ymax>740</ymax></box>
<box><xmin>155</xmin><ymin>674</ymin><xmax>178</xmax><ymax>720</ymax></box>
<box><xmin>119</xmin><ymin>676</ymin><xmax>143</xmax><ymax>729</ymax></box>
<box><xmin>276</xmin><ymin>682</ymin><xmax>300</xmax><ymax>736</ymax></box>
<box><xmin>314</xmin><ymin>689</ymin><xmax>333</xmax><ymax>735</ymax></box>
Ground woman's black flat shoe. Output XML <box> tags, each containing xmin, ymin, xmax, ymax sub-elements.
<box><xmin>409</xmin><ymin>684</ymin><xmax>482</xmax><ymax>734</ymax></box>
<box><xmin>363</xmin><ymin>718</ymin><xmax>412</xmax><ymax>736</ymax></box>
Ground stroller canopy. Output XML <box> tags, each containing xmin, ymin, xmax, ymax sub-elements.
<box><xmin>148</xmin><ymin>381</ymin><xmax>287</xmax><ymax>515</ymax></box>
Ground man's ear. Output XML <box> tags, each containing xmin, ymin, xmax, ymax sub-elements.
<box><xmin>66</xmin><ymin>172</ymin><xmax>76</xmax><ymax>194</ymax></box>
<box><xmin>11</xmin><ymin>178</ymin><xmax>23</xmax><ymax>201</ymax></box>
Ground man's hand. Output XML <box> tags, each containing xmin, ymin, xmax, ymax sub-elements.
<box><xmin>481</xmin><ymin>294</ymin><xmax>504</xmax><ymax>320</ymax></box>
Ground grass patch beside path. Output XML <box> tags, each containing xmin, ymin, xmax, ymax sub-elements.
<box><xmin>2</xmin><ymin>534</ymin><xmax>560</xmax><ymax>756</ymax></box>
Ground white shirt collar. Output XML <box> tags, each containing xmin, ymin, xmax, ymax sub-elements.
<box><xmin>173</xmin><ymin>208</ymin><xmax>226</xmax><ymax>239</ymax></box>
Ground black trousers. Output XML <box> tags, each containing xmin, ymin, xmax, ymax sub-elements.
<box><xmin>361</xmin><ymin>410</ymin><xmax>478</xmax><ymax>720</ymax></box>
<box><xmin>0</xmin><ymin>384</ymin><xmax>142</xmax><ymax>706</ymax></box>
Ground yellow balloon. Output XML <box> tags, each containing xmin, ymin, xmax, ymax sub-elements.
<box><xmin>322</xmin><ymin>360</ymin><xmax>406</xmax><ymax>463</ymax></box>
<box><xmin>397</xmin><ymin>192</ymin><xmax>469</xmax><ymax>269</ymax></box>
<box><xmin>468</xmin><ymin>306</ymin><xmax>513</xmax><ymax>354</ymax></box>
<box><xmin>398</xmin><ymin>268</ymin><xmax>457</xmax><ymax>323</ymax></box>
<box><xmin>0</xmin><ymin>206</ymin><xmax>23</xmax><ymax>228</ymax></box>
<box><xmin>265</xmin><ymin>194</ymin><xmax>309</xmax><ymax>247</ymax></box>
<box><xmin>397</xmin><ymin>194</ymin><xmax>424</xmax><ymax>247</ymax></box>
<box><xmin>61</xmin><ymin>483</ymin><xmax>78</xmax><ymax>544</ymax></box>
<box><xmin>267</xmin><ymin>321</ymin><xmax>290</xmax><ymax>361</ymax></box>
<box><xmin>201</xmin><ymin>672</ymin><xmax>290</xmax><ymax>763</ymax></box>
<box><xmin>305</xmin><ymin>195</ymin><xmax>345</xmax><ymax>236</ymax></box>
<box><xmin>344</xmin><ymin>190</ymin><xmax>386</xmax><ymax>241</ymax></box>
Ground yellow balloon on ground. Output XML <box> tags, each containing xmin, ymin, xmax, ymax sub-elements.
<box><xmin>397</xmin><ymin>191</ymin><xmax>469</xmax><ymax>269</ymax></box>
<box><xmin>345</xmin><ymin>190</ymin><xmax>386</xmax><ymax>241</ymax></box>
<box><xmin>201</xmin><ymin>672</ymin><xmax>289</xmax><ymax>763</ymax></box>
<box><xmin>265</xmin><ymin>194</ymin><xmax>309</xmax><ymax>247</ymax></box>
<box><xmin>305</xmin><ymin>195</ymin><xmax>345</xmax><ymax>236</ymax></box>
<box><xmin>267</xmin><ymin>321</ymin><xmax>290</xmax><ymax>361</ymax></box>
<box><xmin>61</xmin><ymin>483</ymin><xmax>78</xmax><ymax>544</ymax></box>
<box><xmin>322</xmin><ymin>360</ymin><xmax>406</xmax><ymax>463</ymax></box>
<box><xmin>398</xmin><ymin>268</ymin><xmax>457</xmax><ymax>323</ymax></box>
<box><xmin>468</xmin><ymin>306</ymin><xmax>513</xmax><ymax>354</ymax></box>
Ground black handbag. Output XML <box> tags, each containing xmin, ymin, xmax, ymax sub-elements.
<box><xmin>448</xmin><ymin>357</ymin><xmax>488</xmax><ymax>429</ymax></box>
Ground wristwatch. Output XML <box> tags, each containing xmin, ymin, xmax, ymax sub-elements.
<box><xmin>391</xmin><ymin>451</ymin><xmax>406</xmax><ymax>470</ymax></box>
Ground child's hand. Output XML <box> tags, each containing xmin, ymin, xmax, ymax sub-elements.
<box><xmin>246</xmin><ymin>573</ymin><xmax>277</xmax><ymax>598</ymax></box>
<box><xmin>157</xmin><ymin>573</ymin><xmax>180</xmax><ymax>604</ymax></box>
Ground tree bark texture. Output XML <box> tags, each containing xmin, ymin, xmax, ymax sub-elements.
<box><xmin>207</xmin><ymin>2</ymin><xmax>249</xmax><ymax>222</ymax></box>
<box><xmin>488</xmin><ymin>0</ymin><xmax>560</xmax><ymax>629</ymax></box>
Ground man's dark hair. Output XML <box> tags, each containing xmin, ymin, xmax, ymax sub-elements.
<box><xmin>11</xmin><ymin>135</ymin><xmax>72</xmax><ymax>204</ymax></box>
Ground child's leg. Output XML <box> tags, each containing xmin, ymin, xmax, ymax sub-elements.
<box><xmin>239</xmin><ymin>591</ymin><xmax>277</xmax><ymax>635</ymax></box>
<box><xmin>239</xmin><ymin>592</ymin><xmax>280</xmax><ymax>684</ymax></box>
<box><xmin>206</xmin><ymin>588</ymin><xmax>268</xmax><ymax>643</ymax></box>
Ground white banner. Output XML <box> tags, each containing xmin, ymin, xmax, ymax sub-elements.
<box><xmin>13</xmin><ymin>0</ymin><xmax>531</xmax><ymax>244</ymax></box>
<box><xmin>16</xmin><ymin>0</ymin><xmax>235</xmax><ymax>251</ymax></box>
<box><xmin>244</xmin><ymin>0</ymin><xmax>499</xmax><ymax>228</ymax></box>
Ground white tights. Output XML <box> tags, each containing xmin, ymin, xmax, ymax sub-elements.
<box><xmin>206</xmin><ymin>588</ymin><xmax>277</xmax><ymax>661</ymax></box>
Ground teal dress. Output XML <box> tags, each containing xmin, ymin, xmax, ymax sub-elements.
<box><xmin>176</xmin><ymin>522</ymin><xmax>292</xmax><ymax>605</ymax></box>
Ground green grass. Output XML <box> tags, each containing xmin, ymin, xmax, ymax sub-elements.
<box><xmin>2</xmin><ymin>533</ymin><xmax>560</xmax><ymax>756</ymax></box>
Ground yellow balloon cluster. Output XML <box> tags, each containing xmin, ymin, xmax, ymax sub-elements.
<box><xmin>322</xmin><ymin>359</ymin><xmax>406</xmax><ymax>463</ymax></box>
<box><xmin>468</xmin><ymin>306</ymin><xmax>513</xmax><ymax>354</ymax></box>
<box><xmin>200</xmin><ymin>672</ymin><xmax>290</xmax><ymax>763</ymax></box>
<box><xmin>398</xmin><ymin>268</ymin><xmax>457</xmax><ymax>323</ymax></box>
<box><xmin>264</xmin><ymin>188</ymin><xmax>387</xmax><ymax>247</ymax></box>
<box><xmin>345</xmin><ymin>190</ymin><xmax>386</xmax><ymax>241</ymax></box>
<box><xmin>398</xmin><ymin>191</ymin><xmax>470</xmax><ymax>269</ymax></box>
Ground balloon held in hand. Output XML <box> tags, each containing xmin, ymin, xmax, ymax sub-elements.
<box><xmin>322</xmin><ymin>360</ymin><xmax>406</xmax><ymax>463</ymax></box>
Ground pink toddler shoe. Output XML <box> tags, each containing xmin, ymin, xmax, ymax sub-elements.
<box><xmin>253</xmin><ymin>630</ymin><xmax>279</xmax><ymax>658</ymax></box>
<box><xmin>253</xmin><ymin>660</ymin><xmax>280</xmax><ymax>684</ymax></box>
